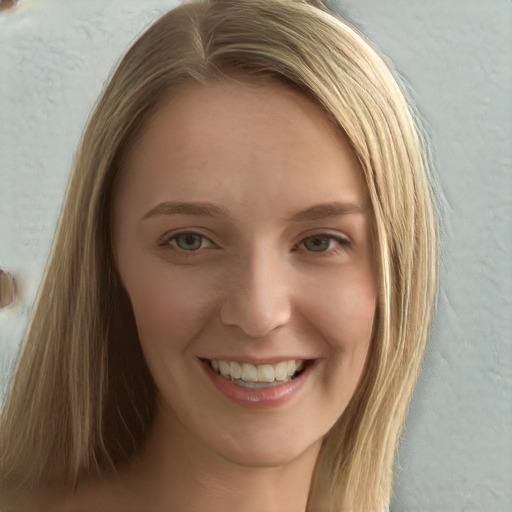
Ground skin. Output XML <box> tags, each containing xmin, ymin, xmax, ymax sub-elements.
<box><xmin>66</xmin><ymin>77</ymin><xmax>376</xmax><ymax>512</ymax></box>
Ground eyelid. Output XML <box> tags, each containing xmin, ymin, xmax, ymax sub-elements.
<box><xmin>299</xmin><ymin>229</ymin><xmax>352</xmax><ymax>244</ymax></box>
<box><xmin>297</xmin><ymin>231</ymin><xmax>353</xmax><ymax>253</ymax></box>
<box><xmin>158</xmin><ymin>229</ymin><xmax>216</xmax><ymax>250</ymax></box>
<box><xmin>157</xmin><ymin>229</ymin><xmax>352</xmax><ymax>254</ymax></box>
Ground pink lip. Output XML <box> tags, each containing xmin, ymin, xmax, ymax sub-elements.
<box><xmin>202</xmin><ymin>360</ymin><xmax>313</xmax><ymax>409</ymax></box>
<box><xmin>202</xmin><ymin>355</ymin><xmax>311</xmax><ymax>365</ymax></box>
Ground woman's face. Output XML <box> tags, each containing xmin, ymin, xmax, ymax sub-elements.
<box><xmin>113</xmin><ymin>78</ymin><xmax>376</xmax><ymax>469</ymax></box>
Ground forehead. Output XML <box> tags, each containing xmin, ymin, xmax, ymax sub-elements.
<box><xmin>114</xmin><ymin>77</ymin><xmax>368</xmax><ymax>219</ymax></box>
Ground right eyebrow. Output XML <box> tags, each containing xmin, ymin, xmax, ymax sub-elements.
<box><xmin>142</xmin><ymin>201</ymin><xmax>228</xmax><ymax>221</ymax></box>
<box><xmin>286</xmin><ymin>201</ymin><xmax>367</xmax><ymax>222</ymax></box>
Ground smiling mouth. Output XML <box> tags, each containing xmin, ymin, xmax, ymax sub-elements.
<box><xmin>202</xmin><ymin>359</ymin><xmax>309</xmax><ymax>388</ymax></box>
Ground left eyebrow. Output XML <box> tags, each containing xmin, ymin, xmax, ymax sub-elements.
<box><xmin>141</xmin><ymin>200</ymin><xmax>367</xmax><ymax>223</ymax></box>
<box><xmin>142</xmin><ymin>201</ymin><xmax>228</xmax><ymax>220</ymax></box>
<box><xmin>286</xmin><ymin>201</ymin><xmax>367</xmax><ymax>222</ymax></box>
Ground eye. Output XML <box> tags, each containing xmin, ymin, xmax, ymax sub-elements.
<box><xmin>300</xmin><ymin>234</ymin><xmax>351</xmax><ymax>253</ymax></box>
<box><xmin>160</xmin><ymin>231</ymin><xmax>213</xmax><ymax>252</ymax></box>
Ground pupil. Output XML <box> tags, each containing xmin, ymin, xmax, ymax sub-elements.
<box><xmin>305</xmin><ymin>236</ymin><xmax>329</xmax><ymax>252</ymax></box>
<box><xmin>177</xmin><ymin>234</ymin><xmax>202</xmax><ymax>250</ymax></box>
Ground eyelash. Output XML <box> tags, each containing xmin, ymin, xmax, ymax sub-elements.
<box><xmin>295</xmin><ymin>234</ymin><xmax>352</xmax><ymax>255</ymax></box>
<box><xmin>158</xmin><ymin>231</ymin><xmax>214</xmax><ymax>252</ymax></box>
<box><xmin>158</xmin><ymin>230</ymin><xmax>352</xmax><ymax>256</ymax></box>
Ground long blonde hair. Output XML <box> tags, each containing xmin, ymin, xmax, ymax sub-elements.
<box><xmin>0</xmin><ymin>1</ymin><xmax>437</xmax><ymax>510</ymax></box>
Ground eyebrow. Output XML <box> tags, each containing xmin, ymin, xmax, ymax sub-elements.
<box><xmin>286</xmin><ymin>201</ymin><xmax>367</xmax><ymax>222</ymax></box>
<box><xmin>143</xmin><ymin>201</ymin><xmax>228</xmax><ymax>220</ymax></box>
<box><xmin>142</xmin><ymin>200</ymin><xmax>366</xmax><ymax>222</ymax></box>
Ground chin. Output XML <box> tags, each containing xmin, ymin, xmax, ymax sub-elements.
<box><xmin>212</xmin><ymin>429</ymin><xmax>323</xmax><ymax>469</ymax></box>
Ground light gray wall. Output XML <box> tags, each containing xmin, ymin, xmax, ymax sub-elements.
<box><xmin>1</xmin><ymin>1</ymin><xmax>511</xmax><ymax>510</ymax></box>
<box><xmin>330</xmin><ymin>2</ymin><xmax>512</xmax><ymax>510</ymax></box>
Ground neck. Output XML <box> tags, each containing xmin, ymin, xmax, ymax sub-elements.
<box><xmin>128</xmin><ymin>408</ymin><xmax>322</xmax><ymax>512</ymax></box>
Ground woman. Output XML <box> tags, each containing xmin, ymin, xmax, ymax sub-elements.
<box><xmin>0</xmin><ymin>0</ymin><xmax>437</xmax><ymax>510</ymax></box>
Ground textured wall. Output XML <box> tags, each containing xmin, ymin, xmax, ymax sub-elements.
<box><xmin>1</xmin><ymin>0</ymin><xmax>511</xmax><ymax>510</ymax></box>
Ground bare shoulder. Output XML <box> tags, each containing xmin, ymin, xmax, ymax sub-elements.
<box><xmin>54</xmin><ymin>470</ymin><xmax>158</xmax><ymax>512</ymax></box>
<box><xmin>55</xmin><ymin>480</ymin><xmax>131</xmax><ymax>512</ymax></box>
<box><xmin>44</xmin><ymin>484</ymin><xmax>117</xmax><ymax>512</ymax></box>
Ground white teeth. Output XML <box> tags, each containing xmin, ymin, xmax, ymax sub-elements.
<box><xmin>219</xmin><ymin>360</ymin><xmax>230</xmax><ymax>378</ymax></box>
<box><xmin>209</xmin><ymin>359</ymin><xmax>306</xmax><ymax>384</ymax></box>
<box><xmin>274</xmin><ymin>361</ymin><xmax>288</xmax><ymax>381</ymax></box>
<box><xmin>241</xmin><ymin>363</ymin><xmax>258</xmax><ymax>382</ymax></box>
<box><xmin>258</xmin><ymin>364</ymin><xmax>275</xmax><ymax>383</ymax></box>
<box><xmin>230</xmin><ymin>361</ymin><xmax>242</xmax><ymax>379</ymax></box>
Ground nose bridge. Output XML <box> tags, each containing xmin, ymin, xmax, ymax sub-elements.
<box><xmin>220</xmin><ymin>242</ymin><xmax>291</xmax><ymax>338</ymax></box>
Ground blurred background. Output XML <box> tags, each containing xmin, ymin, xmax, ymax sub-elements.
<box><xmin>1</xmin><ymin>0</ymin><xmax>511</xmax><ymax>509</ymax></box>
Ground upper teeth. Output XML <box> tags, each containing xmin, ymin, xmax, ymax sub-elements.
<box><xmin>210</xmin><ymin>359</ymin><xmax>305</xmax><ymax>383</ymax></box>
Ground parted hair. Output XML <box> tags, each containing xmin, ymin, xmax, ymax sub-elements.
<box><xmin>0</xmin><ymin>0</ymin><xmax>437</xmax><ymax>510</ymax></box>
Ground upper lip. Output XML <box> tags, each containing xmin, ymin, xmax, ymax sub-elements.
<box><xmin>199</xmin><ymin>356</ymin><xmax>315</xmax><ymax>365</ymax></box>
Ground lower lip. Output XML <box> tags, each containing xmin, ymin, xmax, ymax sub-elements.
<box><xmin>203</xmin><ymin>361</ymin><xmax>312</xmax><ymax>409</ymax></box>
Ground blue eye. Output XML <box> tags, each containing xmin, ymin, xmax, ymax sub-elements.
<box><xmin>163</xmin><ymin>232</ymin><xmax>211</xmax><ymax>251</ymax></box>
<box><xmin>174</xmin><ymin>233</ymin><xmax>203</xmax><ymax>251</ymax></box>
<box><xmin>301</xmin><ymin>235</ymin><xmax>350</xmax><ymax>253</ymax></box>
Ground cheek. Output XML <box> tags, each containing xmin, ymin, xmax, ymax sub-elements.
<box><xmin>304</xmin><ymin>265</ymin><xmax>376</xmax><ymax>350</ymax></box>
<box><xmin>122</xmin><ymin>263</ymin><xmax>216</xmax><ymax>346</ymax></box>
<box><xmin>305</xmin><ymin>266</ymin><xmax>376</xmax><ymax>410</ymax></box>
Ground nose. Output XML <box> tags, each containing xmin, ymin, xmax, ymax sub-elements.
<box><xmin>219</xmin><ymin>249</ymin><xmax>292</xmax><ymax>338</ymax></box>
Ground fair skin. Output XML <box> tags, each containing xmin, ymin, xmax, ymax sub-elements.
<box><xmin>66</xmin><ymin>78</ymin><xmax>376</xmax><ymax>512</ymax></box>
